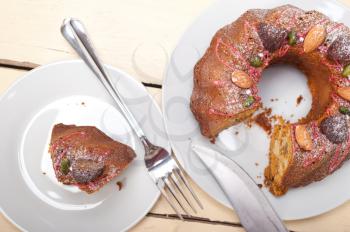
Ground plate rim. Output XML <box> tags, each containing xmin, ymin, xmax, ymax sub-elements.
<box><xmin>0</xmin><ymin>59</ymin><xmax>161</xmax><ymax>232</ymax></box>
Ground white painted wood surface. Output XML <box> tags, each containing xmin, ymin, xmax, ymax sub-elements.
<box><xmin>1</xmin><ymin>0</ymin><xmax>350</xmax><ymax>231</ymax></box>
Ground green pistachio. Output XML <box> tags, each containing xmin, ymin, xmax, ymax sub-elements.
<box><xmin>243</xmin><ymin>96</ymin><xmax>255</xmax><ymax>108</ymax></box>
<box><xmin>342</xmin><ymin>64</ymin><xmax>350</xmax><ymax>77</ymax></box>
<box><xmin>60</xmin><ymin>158</ymin><xmax>70</xmax><ymax>175</ymax></box>
<box><xmin>339</xmin><ymin>106</ymin><xmax>350</xmax><ymax>115</ymax></box>
<box><xmin>288</xmin><ymin>30</ymin><xmax>297</xmax><ymax>46</ymax></box>
<box><xmin>250</xmin><ymin>56</ymin><xmax>263</xmax><ymax>67</ymax></box>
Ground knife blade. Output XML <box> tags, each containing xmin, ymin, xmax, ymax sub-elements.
<box><xmin>192</xmin><ymin>144</ymin><xmax>288</xmax><ymax>232</ymax></box>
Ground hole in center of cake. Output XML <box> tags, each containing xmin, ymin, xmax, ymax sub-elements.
<box><xmin>258</xmin><ymin>64</ymin><xmax>312</xmax><ymax>123</ymax></box>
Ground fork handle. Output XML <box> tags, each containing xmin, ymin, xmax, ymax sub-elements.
<box><xmin>61</xmin><ymin>18</ymin><xmax>146</xmax><ymax>140</ymax></box>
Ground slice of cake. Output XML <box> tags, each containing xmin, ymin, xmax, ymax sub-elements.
<box><xmin>49</xmin><ymin>123</ymin><xmax>135</xmax><ymax>193</ymax></box>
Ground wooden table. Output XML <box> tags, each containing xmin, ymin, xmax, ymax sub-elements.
<box><xmin>1</xmin><ymin>0</ymin><xmax>350</xmax><ymax>231</ymax></box>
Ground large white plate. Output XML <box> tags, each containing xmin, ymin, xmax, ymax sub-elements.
<box><xmin>0</xmin><ymin>60</ymin><xmax>169</xmax><ymax>231</ymax></box>
<box><xmin>163</xmin><ymin>0</ymin><xmax>350</xmax><ymax>220</ymax></box>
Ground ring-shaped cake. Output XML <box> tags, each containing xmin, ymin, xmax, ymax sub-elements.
<box><xmin>190</xmin><ymin>5</ymin><xmax>350</xmax><ymax>196</ymax></box>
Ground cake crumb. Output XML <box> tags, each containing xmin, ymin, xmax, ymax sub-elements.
<box><xmin>257</xmin><ymin>175</ymin><xmax>262</xmax><ymax>179</ymax></box>
<box><xmin>296</xmin><ymin>95</ymin><xmax>303</xmax><ymax>106</ymax></box>
<box><xmin>254</xmin><ymin>108</ymin><xmax>272</xmax><ymax>134</ymax></box>
<box><xmin>235</xmin><ymin>131</ymin><xmax>239</xmax><ymax>135</ymax></box>
<box><xmin>116</xmin><ymin>181</ymin><xmax>123</xmax><ymax>191</ymax></box>
<box><xmin>255</xmin><ymin>162</ymin><xmax>259</xmax><ymax>166</ymax></box>
<box><xmin>81</xmin><ymin>102</ymin><xmax>86</xmax><ymax>106</ymax></box>
<box><xmin>42</xmin><ymin>172</ymin><xmax>46</xmax><ymax>175</ymax></box>
<box><xmin>245</xmin><ymin>117</ymin><xmax>254</xmax><ymax>128</ymax></box>
<box><xmin>257</xmin><ymin>184</ymin><xmax>263</xmax><ymax>188</ymax></box>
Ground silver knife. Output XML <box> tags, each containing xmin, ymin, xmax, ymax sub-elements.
<box><xmin>192</xmin><ymin>144</ymin><xmax>288</xmax><ymax>232</ymax></box>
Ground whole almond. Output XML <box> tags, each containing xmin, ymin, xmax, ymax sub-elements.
<box><xmin>303</xmin><ymin>25</ymin><xmax>327</xmax><ymax>53</ymax></box>
<box><xmin>231</xmin><ymin>70</ymin><xmax>253</xmax><ymax>89</ymax></box>
<box><xmin>295</xmin><ymin>124</ymin><xmax>313</xmax><ymax>151</ymax></box>
<box><xmin>337</xmin><ymin>86</ymin><xmax>350</xmax><ymax>101</ymax></box>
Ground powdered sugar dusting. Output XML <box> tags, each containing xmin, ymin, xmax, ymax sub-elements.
<box><xmin>205</xmin><ymin>5</ymin><xmax>350</xmax><ymax>165</ymax></box>
<box><xmin>320</xmin><ymin>115</ymin><xmax>348</xmax><ymax>144</ymax></box>
<box><xmin>328</xmin><ymin>35</ymin><xmax>350</xmax><ymax>65</ymax></box>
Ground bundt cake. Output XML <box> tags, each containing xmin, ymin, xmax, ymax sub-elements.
<box><xmin>49</xmin><ymin>124</ymin><xmax>135</xmax><ymax>193</ymax></box>
<box><xmin>190</xmin><ymin>5</ymin><xmax>350</xmax><ymax>196</ymax></box>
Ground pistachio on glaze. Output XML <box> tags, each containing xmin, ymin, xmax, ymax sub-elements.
<box><xmin>243</xmin><ymin>95</ymin><xmax>254</xmax><ymax>108</ymax></box>
<box><xmin>320</xmin><ymin>115</ymin><xmax>348</xmax><ymax>144</ymax></box>
<box><xmin>60</xmin><ymin>158</ymin><xmax>70</xmax><ymax>175</ymax></box>
<box><xmin>339</xmin><ymin>106</ymin><xmax>350</xmax><ymax>115</ymax></box>
<box><xmin>288</xmin><ymin>30</ymin><xmax>297</xmax><ymax>46</ymax></box>
<box><xmin>257</xmin><ymin>23</ymin><xmax>288</xmax><ymax>52</ymax></box>
<box><xmin>250</xmin><ymin>56</ymin><xmax>263</xmax><ymax>67</ymax></box>
<box><xmin>72</xmin><ymin>159</ymin><xmax>104</xmax><ymax>184</ymax></box>
<box><xmin>342</xmin><ymin>64</ymin><xmax>350</xmax><ymax>77</ymax></box>
<box><xmin>327</xmin><ymin>36</ymin><xmax>350</xmax><ymax>64</ymax></box>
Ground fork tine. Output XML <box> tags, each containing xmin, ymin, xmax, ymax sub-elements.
<box><xmin>163</xmin><ymin>176</ymin><xmax>191</xmax><ymax>216</ymax></box>
<box><xmin>170</xmin><ymin>172</ymin><xmax>197</xmax><ymax>214</ymax></box>
<box><xmin>175</xmin><ymin>168</ymin><xmax>204</xmax><ymax>209</ymax></box>
<box><xmin>157</xmin><ymin>180</ymin><xmax>184</xmax><ymax>220</ymax></box>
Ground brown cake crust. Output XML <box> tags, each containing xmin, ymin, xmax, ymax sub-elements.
<box><xmin>191</xmin><ymin>8</ymin><xmax>265</xmax><ymax>139</ymax></box>
<box><xmin>190</xmin><ymin>5</ymin><xmax>350</xmax><ymax>195</ymax></box>
<box><xmin>49</xmin><ymin>123</ymin><xmax>136</xmax><ymax>193</ymax></box>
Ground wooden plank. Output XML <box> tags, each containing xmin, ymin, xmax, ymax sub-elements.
<box><xmin>0</xmin><ymin>214</ymin><xmax>18</xmax><ymax>232</ymax></box>
<box><xmin>1</xmin><ymin>0</ymin><xmax>350</xmax><ymax>230</ymax></box>
<box><xmin>0</xmin><ymin>212</ymin><xmax>245</xmax><ymax>232</ymax></box>
<box><xmin>286</xmin><ymin>201</ymin><xmax>350</xmax><ymax>232</ymax></box>
<box><xmin>0</xmin><ymin>59</ymin><xmax>162</xmax><ymax>88</ymax></box>
<box><xmin>0</xmin><ymin>59</ymin><xmax>38</xmax><ymax>70</ymax></box>
<box><xmin>1</xmin><ymin>214</ymin><xmax>242</xmax><ymax>232</ymax></box>
<box><xmin>0</xmin><ymin>0</ymin><xmax>213</xmax><ymax>85</ymax></box>
<box><xmin>130</xmin><ymin>216</ymin><xmax>245</xmax><ymax>232</ymax></box>
<box><xmin>1</xmin><ymin>0</ymin><xmax>349</xmax><ymax>84</ymax></box>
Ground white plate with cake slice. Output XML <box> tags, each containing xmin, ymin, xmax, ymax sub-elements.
<box><xmin>0</xmin><ymin>60</ymin><xmax>169</xmax><ymax>231</ymax></box>
<box><xmin>163</xmin><ymin>0</ymin><xmax>350</xmax><ymax>220</ymax></box>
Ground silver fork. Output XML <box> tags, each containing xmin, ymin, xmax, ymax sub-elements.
<box><xmin>61</xmin><ymin>18</ymin><xmax>203</xmax><ymax>220</ymax></box>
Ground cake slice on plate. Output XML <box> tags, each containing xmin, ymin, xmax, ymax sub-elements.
<box><xmin>49</xmin><ymin>123</ymin><xmax>136</xmax><ymax>193</ymax></box>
